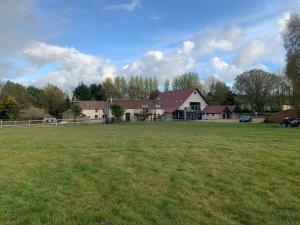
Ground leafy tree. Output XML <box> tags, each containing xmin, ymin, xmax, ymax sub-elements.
<box><xmin>128</xmin><ymin>76</ymin><xmax>143</xmax><ymax>99</ymax></box>
<box><xmin>114</xmin><ymin>77</ymin><xmax>127</xmax><ymax>98</ymax></box>
<box><xmin>172</xmin><ymin>72</ymin><xmax>203</xmax><ymax>90</ymax></box>
<box><xmin>111</xmin><ymin>104</ymin><xmax>124</xmax><ymax>121</ymax></box>
<box><xmin>223</xmin><ymin>89</ymin><xmax>237</xmax><ymax>105</ymax></box>
<box><xmin>149</xmin><ymin>90</ymin><xmax>160</xmax><ymax>100</ymax></box>
<box><xmin>0</xmin><ymin>95</ymin><xmax>20</xmax><ymax>120</ymax></box>
<box><xmin>164</xmin><ymin>79</ymin><xmax>170</xmax><ymax>91</ymax></box>
<box><xmin>43</xmin><ymin>84</ymin><xmax>68</xmax><ymax>117</ymax></box>
<box><xmin>73</xmin><ymin>82</ymin><xmax>91</xmax><ymax>100</ymax></box>
<box><xmin>65</xmin><ymin>95</ymin><xmax>71</xmax><ymax>109</ymax></box>
<box><xmin>103</xmin><ymin>77</ymin><xmax>118</xmax><ymax>99</ymax></box>
<box><xmin>27</xmin><ymin>86</ymin><xmax>45</xmax><ymax>108</ymax></box>
<box><xmin>204</xmin><ymin>77</ymin><xmax>236</xmax><ymax>105</ymax></box>
<box><xmin>89</xmin><ymin>83</ymin><xmax>105</xmax><ymax>100</ymax></box>
<box><xmin>207</xmin><ymin>81</ymin><xmax>228</xmax><ymax>104</ymax></box>
<box><xmin>71</xmin><ymin>103</ymin><xmax>82</xmax><ymax>117</ymax></box>
<box><xmin>282</xmin><ymin>13</ymin><xmax>300</xmax><ymax>107</ymax></box>
<box><xmin>0</xmin><ymin>81</ymin><xmax>28</xmax><ymax>108</ymax></box>
<box><xmin>234</xmin><ymin>69</ymin><xmax>277</xmax><ymax>112</ymax></box>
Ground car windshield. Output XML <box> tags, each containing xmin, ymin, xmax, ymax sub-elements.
<box><xmin>241</xmin><ymin>115</ymin><xmax>250</xmax><ymax>119</ymax></box>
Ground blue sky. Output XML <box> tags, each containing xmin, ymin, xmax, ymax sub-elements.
<box><xmin>0</xmin><ymin>0</ymin><xmax>300</xmax><ymax>90</ymax></box>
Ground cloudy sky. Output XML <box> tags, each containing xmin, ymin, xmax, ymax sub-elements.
<box><xmin>0</xmin><ymin>0</ymin><xmax>299</xmax><ymax>91</ymax></box>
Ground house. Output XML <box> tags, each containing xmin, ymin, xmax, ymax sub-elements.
<box><xmin>77</xmin><ymin>101</ymin><xmax>106</xmax><ymax>119</ymax></box>
<box><xmin>110</xmin><ymin>99</ymin><xmax>164</xmax><ymax>121</ymax></box>
<box><xmin>202</xmin><ymin>105</ymin><xmax>240</xmax><ymax>120</ymax></box>
<box><xmin>156</xmin><ymin>87</ymin><xmax>208</xmax><ymax>120</ymax></box>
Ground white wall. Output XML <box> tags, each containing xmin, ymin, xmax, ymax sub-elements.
<box><xmin>202</xmin><ymin>113</ymin><xmax>240</xmax><ymax>120</ymax></box>
<box><xmin>122</xmin><ymin>108</ymin><xmax>164</xmax><ymax>121</ymax></box>
<box><xmin>179</xmin><ymin>91</ymin><xmax>208</xmax><ymax>111</ymax></box>
<box><xmin>82</xmin><ymin>109</ymin><xmax>104</xmax><ymax>119</ymax></box>
<box><xmin>202</xmin><ymin>113</ymin><xmax>223</xmax><ymax>120</ymax></box>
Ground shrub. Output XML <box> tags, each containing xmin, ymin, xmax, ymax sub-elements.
<box><xmin>111</xmin><ymin>104</ymin><xmax>125</xmax><ymax>121</ymax></box>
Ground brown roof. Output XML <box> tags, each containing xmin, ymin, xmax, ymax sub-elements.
<box><xmin>112</xmin><ymin>99</ymin><xmax>162</xmax><ymax>109</ymax></box>
<box><xmin>77</xmin><ymin>101</ymin><xmax>106</xmax><ymax>110</ymax></box>
<box><xmin>156</xmin><ymin>87</ymin><xmax>207</xmax><ymax>113</ymax></box>
<box><xmin>202</xmin><ymin>105</ymin><xmax>238</xmax><ymax>114</ymax></box>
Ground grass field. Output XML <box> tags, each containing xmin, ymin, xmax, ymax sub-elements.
<box><xmin>0</xmin><ymin>122</ymin><xmax>299</xmax><ymax>225</ymax></box>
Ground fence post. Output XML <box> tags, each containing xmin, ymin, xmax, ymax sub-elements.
<box><xmin>56</xmin><ymin>120</ymin><xmax>58</xmax><ymax>127</ymax></box>
<box><xmin>15</xmin><ymin>120</ymin><xmax>17</xmax><ymax>126</ymax></box>
<box><xmin>77</xmin><ymin>118</ymin><xmax>79</xmax><ymax>125</ymax></box>
<box><xmin>0</xmin><ymin>120</ymin><xmax>2</xmax><ymax>128</ymax></box>
<box><xmin>29</xmin><ymin>120</ymin><xmax>31</xmax><ymax>127</ymax></box>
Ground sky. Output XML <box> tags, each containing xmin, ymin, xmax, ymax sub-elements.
<box><xmin>0</xmin><ymin>0</ymin><xmax>300</xmax><ymax>91</ymax></box>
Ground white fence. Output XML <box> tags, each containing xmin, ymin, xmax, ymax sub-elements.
<box><xmin>0</xmin><ymin>118</ymin><xmax>105</xmax><ymax>128</ymax></box>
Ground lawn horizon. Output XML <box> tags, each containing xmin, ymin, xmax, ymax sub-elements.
<box><xmin>0</xmin><ymin>122</ymin><xmax>299</xmax><ymax>225</ymax></box>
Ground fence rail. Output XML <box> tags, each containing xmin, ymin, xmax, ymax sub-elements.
<box><xmin>0</xmin><ymin>118</ymin><xmax>105</xmax><ymax>128</ymax></box>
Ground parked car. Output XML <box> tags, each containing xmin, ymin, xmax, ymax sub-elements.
<box><xmin>281</xmin><ymin>117</ymin><xmax>300</xmax><ymax>127</ymax></box>
<box><xmin>290</xmin><ymin>120</ymin><xmax>299</xmax><ymax>127</ymax></box>
<box><xmin>239</xmin><ymin>115</ymin><xmax>252</xmax><ymax>122</ymax></box>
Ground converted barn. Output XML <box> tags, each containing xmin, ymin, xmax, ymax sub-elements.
<box><xmin>111</xmin><ymin>99</ymin><xmax>164</xmax><ymax>121</ymax></box>
<box><xmin>156</xmin><ymin>87</ymin><xmax>208</xmax><ymax>120</ymax></box>
<box><xmin>202</xmin><ymin>105</ymin><xmax>240</xmax><ymax>120</ymax></box>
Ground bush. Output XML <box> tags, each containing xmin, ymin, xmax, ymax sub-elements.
<box><xmin>111</xmin><ymin>104</ymin><xmax>125</xmax><ymax>121</ymax></box>
<box><xmin>21</xmin><ymin>107</ymin><xmax>45</xmax><ymax>120</ymax></box>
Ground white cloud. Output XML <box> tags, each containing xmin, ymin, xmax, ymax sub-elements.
<box><xmin>122</xmin><ymin>41</ymin><xmax>197</xmax><ymax>82</ymax></box>
<box><xmin>182</xmin><ymin>41</ymin><xmax>195</xmax><ymax>53</ymax></box>
<box><xmin>0</xmin><ymin>0</ymin><xmax>39</xmax><ymax>55</ymax></box>
<box><xmin>146</xmin><ymin>51</ymin><xmax>164</xmax><ymax>60</ymax></box>
<box><xmin>236</xmin><ymin>39</ymin><xmax>269</xmax><ymax>66</ymax></box>
<box><xmin>22</xmin><ymin>42</ymin><xmax>116</xmax><ymax>90</ymax></box>
<box><xmin>196</xmin><ymin>26</ymin><xmax>243</xmax><ymax>53</ymax></box>
<box><xmin>149</xmin><ymin>15</ymin><xmax>161</xmax><ymax>21</ymax></box>
<box><xmin>105</xmin><ymin>0</ymin><xmax>140</xmax><ymax>12</ymax></box>
<box><xmin>211</xmin><ymin>57</ymin><xmax>241</xmax><ymax>81</ymax></box>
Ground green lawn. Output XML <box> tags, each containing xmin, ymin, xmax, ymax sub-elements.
<box><xmin>0</xmin><ymin>122</ymin><xmax>299</xmax><ymax>225</ymax></box>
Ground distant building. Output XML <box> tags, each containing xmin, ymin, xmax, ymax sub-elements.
<box><xmin>282</xmin><ymin>105</ymin><xmax>293</xmax><ymax>111</ymax></box>
<box><xmin>202</xmin><ymin>105</ymin><xmax>240</xmax><ymax>120</ymax></box>
<box><xmin>111</xmin><ymin>99</ymin><xmax>164</xmax><ymax>121</ymax></box>
<box><xmin>77</xmin><ymin>101</ymin><xmax>106</xmax><ymax>119</ymax></box>
<box><xmin>156</xmin><ymin>87</ymin><xmax>208</xmax><ymax>120</ymax></box>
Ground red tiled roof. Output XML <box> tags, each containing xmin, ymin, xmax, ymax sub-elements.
<box><xmin>77</xmin><ymin>101</ymin><xmax>106</xmax><ymax>110</ymax></box>
<box><xmin>156</xmin><ymin>87</ymin><xmax>207</xmax><ymax>113</ymax></box>
<box><xmin>112</xmin><ymin>99</ymin><xmax>162</xmax><ymax>109</ymax></box>
<box><xmin>202</xmin><ymin>105</ymin><xmax>238</xmax><ymax>113</ymax></box>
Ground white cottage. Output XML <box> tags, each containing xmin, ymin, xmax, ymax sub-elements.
<box><xmin>77</xmin><ymin>101</ymin><xmax>106</xmax><ymax>119</ymax></box>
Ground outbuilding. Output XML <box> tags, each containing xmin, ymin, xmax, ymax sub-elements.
<box><xmin>202</xmin><ymin>105</ymin><xmax>240</xmax><ymax>120</ymax></box>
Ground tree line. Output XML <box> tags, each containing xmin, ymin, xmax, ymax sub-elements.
<box><xmin>0</xmin><ymin>13</ymin><xmax>299</xmax><ymax>120</ymax></box>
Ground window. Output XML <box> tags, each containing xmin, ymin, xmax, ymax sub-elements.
<box><xmin>95</xmin><ymin>115</ymin><xmax>98</xmax><ymax>118</ymax></box>
<box><xmin>194</xmin><ymin>91</ymin><xmax>197</xmax><ymax>95</ymax></box>
<box><xmin>212</xmin><ymin>113</ymin><xmax>214</xmax><ymax>116</ymax></box>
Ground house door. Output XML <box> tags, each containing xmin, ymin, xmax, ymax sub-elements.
<box><xmin>125</xmin><ymin>113</ymin><xmax>131</xmax><ymax>121</ymax></box>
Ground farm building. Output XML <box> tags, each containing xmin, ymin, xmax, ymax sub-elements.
<box><xmin>156</xmin><ymin>87</ymin><xmax>208</xmax><ymax>120</ymax></box>
<box><xmin>111</xmin><ymin>99</ymin><xmax>164</xmax><ymax>121</ymax></box>
<box><xmin>202</xmin><ymin>105</ymin><xmax>240</xmax><ymax>120</ymax></box>
<box><xmin>77</xmin><ymin>101</ymin><xmax>106</xmax><ymax>119</ymax></box>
